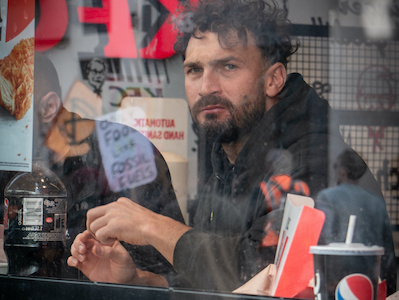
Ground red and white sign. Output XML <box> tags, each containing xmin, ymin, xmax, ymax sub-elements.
<box><xmin>119</xmin><ymin>97</ymin><xmax>189</xmax><ymax>160</ymax></box>
<box><xmin>34</xmin><ymin>0</ymin><xmax>198</xmax><ymax>59</ymax></box>
<box><xmin>272</xmin><ymin>194</ymin><xmax>325</xmax><ymax>297</ymax></box>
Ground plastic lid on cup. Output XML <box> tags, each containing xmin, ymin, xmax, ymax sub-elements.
<box><xmin>310</xmin><ymin>243</ymin><xmax>384</xmax><ymax>256</ymax></box>
<box><xmin>310</xmin><ymin>215</ymin><xmax>384</xmax><ymax>256</ymax></box>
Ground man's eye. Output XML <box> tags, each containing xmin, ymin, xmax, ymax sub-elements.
<box><xmin>224</xmin><ymin>64</ymin><xmax>236</xmax><ymax>70</ymax></box>
<box><xmin>187</xmin><ymin>67</ymin><xmax>201</xmax><ymax>74</ymax></box>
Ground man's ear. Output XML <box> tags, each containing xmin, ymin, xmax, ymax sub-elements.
<box><xmin>263</xmin><ymin>62</ymin><xmax>287</xmax><ymax>98</ymax></box>
<box><xmin>39</xmin><ymin>92</ymin><xmax>61</xmax><ymax>124</ymax></box>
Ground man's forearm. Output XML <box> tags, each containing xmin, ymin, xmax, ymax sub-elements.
<box><xmin>143</xmin><ymin>212</ymin><xmax>192</xmax><ymax>265</ymax></box>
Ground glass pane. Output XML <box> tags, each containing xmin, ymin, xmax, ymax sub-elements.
<box><xmin>0</xmin><ymin>0</ymin><xmax>397</xmax><ymax>298</ymax></box>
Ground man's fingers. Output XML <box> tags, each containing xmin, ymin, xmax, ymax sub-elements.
<box><xmin>87</xmin><ymin>214</ymin><xmax>118</xmax><ymax>244</ymax></box>
<box><xmin>85</xmin><ymin>198</ymin><xmax>151</xmax><ymax>246</ymax></box>
<box><xmin>70</xmin><ymin>230</ymin><xmax>95</xmax><ymax>258</ymax></box>
<box><xmin>78</xmin><ymin>230</ymin><xmax>97</xmax><ymax>245</ymax></box>
<box><xmin>87</xmin><ymin>201</ymin><xmax>133</xmax><ymax>244</ymax></box>
<box><xmin>67</xmin><ymin>256</ymin><xmax>79</xmax><ymax>268</ymax></box>
<box><xmin>92</xmin><ymin>241</ymin><xmax>132</xmax><ymax>265</ymax></box>
<box><xmin>91</xmin><ymin>224</ymin><xmax>118</xmax><ymax>245</ymax></box>
<box><xmin>70</xmin><ymin>247</ymin><xmax>86</xmax><ymax>263</ymax></box>
<box><xmin>86</xmin><ymin>204</ymin><xmax>110</xmax><ymax>234</ymax></box>
<box><xmin>86</xmin><ymin>202</ymin><xmax>125</xmax><ymax>239</ymax></box>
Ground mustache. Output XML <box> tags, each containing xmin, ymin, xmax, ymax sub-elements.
<box><xmin>191</xmin><ymin>95</ymin><xmax>234</xmax><ymax>116</ymax></box>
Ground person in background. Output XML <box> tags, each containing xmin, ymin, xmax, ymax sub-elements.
<box><xmin>0</xmin><ymin>52</ymin><xmax>186</xmax><ymax>285</ymax></box>
<box><xmin>315</xmin><ymin>149</ymin><xmax>396</xmax><ymax>291</ymax></box>
<box><xmin>67</xmin><ymin>0</ymin><xmax>396</xmax><ymax>294</ymax></box>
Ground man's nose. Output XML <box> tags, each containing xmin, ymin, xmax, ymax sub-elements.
<box><xmin>199</xmin><ymin>70</ymin><xmax>221</xmax><ymax>97</ymax></box>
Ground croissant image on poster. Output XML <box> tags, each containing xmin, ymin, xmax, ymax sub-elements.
<box><xmin>0</xmin><ymin>38</ymin><xmax>34</xmax><ymax>120</ymax></box>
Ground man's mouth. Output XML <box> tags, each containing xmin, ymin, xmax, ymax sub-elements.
<box><xmin>199</xmin><ymin>105</ymin><xmax>227</xmax><ymax>114</ymax></box>
<box><xmin>191</xmin><ymin>95</ymin><xmax>234</xmax><ymax>122</ymax></box>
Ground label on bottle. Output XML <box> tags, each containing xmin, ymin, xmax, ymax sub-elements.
<box><xmin>23</xmin><ymin>198</ymin><xmax>43</xmax><ymax>225</ymax></box>
<box><xmin>4</xmin><ymin>196</ymin><xmax>66</xmax><ymax>244</ymax></box>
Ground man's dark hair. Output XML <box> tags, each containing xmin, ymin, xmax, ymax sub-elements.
<box><xmin>174</xmin><ymin>0</ymin><xmax>298</xmax><ymax>67</ymax></box>
<box><xmin>337</xmin><ymin>149</ymin><xmax>368</xmax><ymax>181</ymax></box>
<box><xmin>34</xmin><ymin>52</ymin><xmax>62</xmax><ymax>103</ymax></box>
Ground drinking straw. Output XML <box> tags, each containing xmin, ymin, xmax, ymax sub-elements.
<box><xmin>345</xmin><ymin>215</ymin><xmax>356</xmax><ymax>244</ymax></box>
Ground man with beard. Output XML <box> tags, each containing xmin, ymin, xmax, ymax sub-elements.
<box><xmin>67</xmin><ymin>0</ymin><xmax>396</xmax><ymax>294</ymax></box>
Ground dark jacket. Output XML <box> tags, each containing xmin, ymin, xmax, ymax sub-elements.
<box><xmin>173</xmin><ymin>74</ymin><xmax>396</xmax><ymax>292</ymax></box>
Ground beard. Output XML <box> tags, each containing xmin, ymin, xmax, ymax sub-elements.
<box><xmin>191</xmin><ymin>84</ymin><xmax>266</xmax><ymax>143</ymax></box>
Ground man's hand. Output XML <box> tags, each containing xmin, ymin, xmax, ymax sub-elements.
<box><xmin>86</xmin><ymin>197</ymin><xmax>152</xmax><ymax>246</ymax></box>
<box><xmin>85</xmin><ymin>197</ymin><xmax>192</xmax><ymax>264</ymax></box>
<box><xmin>67</xmin><ymin>230</ymin><xmax>138</xmax><ymax>284</ymax></box>
<box><xmin>67</xmin><ymin>230</ymin><xmax>169</xmax><ymax>287</ymax></box>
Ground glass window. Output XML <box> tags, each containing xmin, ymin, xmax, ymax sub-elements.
<box><xmin>0</xmin><ymin>0</ymin><xmax>397</xmax><ymax>298</ymax></box>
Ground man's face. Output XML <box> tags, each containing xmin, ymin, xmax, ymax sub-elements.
<box><xmin>184</xmin><ymin>31</ymin><xmax>267</xmax><ymax>143</ymax></box>
<box><xmin>87</xmin><ymin>60</ymin><xmax>106</xmax><ymax>90</ymax></box>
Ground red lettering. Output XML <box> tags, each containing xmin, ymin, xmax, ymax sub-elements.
<box><xmin>77</xmin><ymin>0</ymin><xmax>137</xmax><ymax>58</ymax></box>
<box><xmin>163</xmin><ymin>131</ymin><xmax>184</xmax><ymax>140</ymax></box>
<box><xmin>140</xmin><ymin>0</ymin><xmax>200</xmax><ymax>59</ymax></box>
<box><xmin>36</xmin><ymin>0</ymin><xmax>200</xmax><ymax>58</ymax></box>
<box><xmin>134</xmin><ymin>118</ymin><xmax>176</xmax><ymax>128</ymax></box>
<box><xmin>35</xmin><ymin>0</ymin><xmax>68</xmax><ymax>51</ymax></box>
<box><xmin>140</xmin><ymin>0</ymin><xmax>180</xmax><ymax>59</ymax></box>
<box><xmin>141</xmin><ymin>130</ymin><xmax>163</xmax><ymax>139</ymax></box>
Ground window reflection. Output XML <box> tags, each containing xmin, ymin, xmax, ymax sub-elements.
<box><xmin>0</xmin><ymin>0</ymin><xmax>398</xmax><ymax>298</ymax></box>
